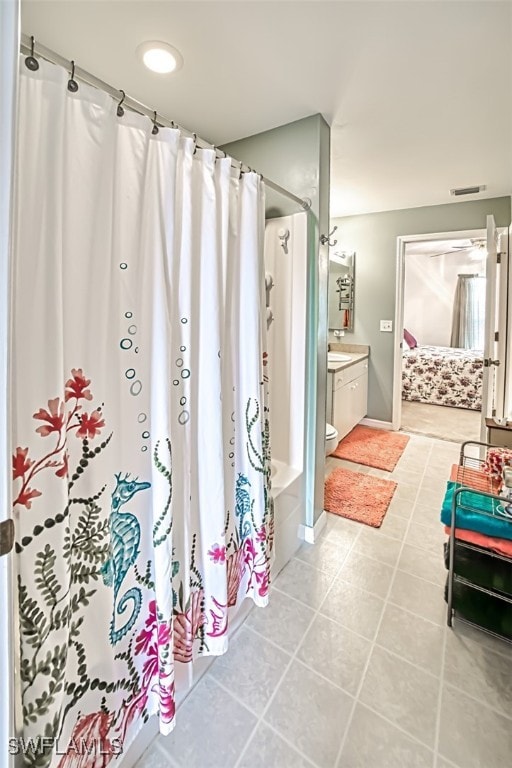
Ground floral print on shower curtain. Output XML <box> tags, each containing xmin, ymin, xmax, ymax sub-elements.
<box><xmin>12</xmin><ymin>57</ymin><xmax>272</xmax><ymax>767</ymax></box>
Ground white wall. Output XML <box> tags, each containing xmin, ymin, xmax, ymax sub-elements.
<box><xmin>403</xmin><ymin>250</ymin><xmax>485</xmax><ymax>347</ymax></box>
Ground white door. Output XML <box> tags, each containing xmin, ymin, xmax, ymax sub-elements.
<box><xmin>1</xmin><ymin>2</ymin><xmax>18</xmax><ymax>766</ymax></box>
<box><xmin>480</xmin><ymin>215</ymin><xmax>509</xmax><ymax>440</ymax></box>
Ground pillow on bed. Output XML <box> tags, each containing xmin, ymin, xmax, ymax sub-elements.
<box><xmin>403</xmin><ymin>337</ymin><xmax>411</xmax><ymax>351</ymax></box>
<box><xmin>404</xmin><ymin>328</ymin><xmax>417</xmax><ymax>349</ymax></box>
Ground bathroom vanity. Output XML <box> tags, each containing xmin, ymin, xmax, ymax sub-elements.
<box><xmin>327</xmin><ymin>345</ymin><xmax>369</xmax><ymax>441</ymax></box>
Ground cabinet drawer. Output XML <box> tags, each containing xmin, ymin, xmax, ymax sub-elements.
<box><xmin>333</xmin><ymin>358</ymin><xmax>368</xmax><ymax>390</ymax></box>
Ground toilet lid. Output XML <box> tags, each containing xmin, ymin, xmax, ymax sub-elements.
<box><xmin>326</xmin><ymin>424</ymin><xmax>337</xmax><ymax>439</ymax></box>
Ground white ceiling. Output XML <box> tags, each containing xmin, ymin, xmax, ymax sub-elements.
<box><xmin>405</xmin><ymin>237</ymin><xmax>486</xmax><ymax>258</ymax></box>
<box><xmin>21</xmin><ymin>1</ymin><xmax>512</xmax><ymax>217</ymax></box>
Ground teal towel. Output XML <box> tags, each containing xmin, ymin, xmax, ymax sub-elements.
<box><xmin>441</xmin><ymin>481</ymin><xmax>512</xmax><ymax>541</ymax></box>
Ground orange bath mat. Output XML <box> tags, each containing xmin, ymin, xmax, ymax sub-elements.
<box><xmin>330</xmin><ymin>425</ymin><xmax>409</xmax><ymax>472</ymax></box>
<box><xmin>324</xmin><ymin>466</ymin><xmax>397</xmax><ymax>528</ymax></box>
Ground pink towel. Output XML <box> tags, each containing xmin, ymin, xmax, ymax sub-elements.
<box><xmin>444</xmin><ymin>525</ymin><xmax>512</xmax><ymax>558</ymax></box>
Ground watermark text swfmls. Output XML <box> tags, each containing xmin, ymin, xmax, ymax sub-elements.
<box><xmin>9</xmin><ymin>736</ymin><xmax>123</xmax><ymax>756</ymax></box>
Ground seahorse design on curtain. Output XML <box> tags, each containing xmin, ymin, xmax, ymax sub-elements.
<box><xmin>235</xmin><ymin>473</ymin><xmax>252</xmax><ymax>540</ymax></box>
<box><xmin>100</xmin><ymin>474</ymin><xmax>151</xmax><ymax>645</ymax></box>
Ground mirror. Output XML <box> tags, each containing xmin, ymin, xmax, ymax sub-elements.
<box><xmin>328</xmin><ymin>251</ymin><xmax>355</xmax><ymax>331</ymax></box>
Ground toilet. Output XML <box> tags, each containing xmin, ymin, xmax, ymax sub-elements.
<box><xmin>325</xmin><ymin>423</ymin><xmax>339</xmax><ymax>456</ymax></box>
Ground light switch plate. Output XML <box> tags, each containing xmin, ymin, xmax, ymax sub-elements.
<box><xmin>380</xmin><ymin>320</ymin><xmax>393</xmax><ymax>332</ymax></box>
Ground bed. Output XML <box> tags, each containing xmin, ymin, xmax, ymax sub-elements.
<box><xmin>402</xmin><ymin>345</ymin><xmax>483</xmax><ymax>411</ymax></box>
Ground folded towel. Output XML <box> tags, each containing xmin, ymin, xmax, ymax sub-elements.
<box><xmin>441</xmin><ymin>481</ymin><xmax>512</xmax><ymax>541</ymax></box>
<box><xmin>443</xmin><ymin>525</ymin><xmax>512</xmax><ymax>558</ymax></box>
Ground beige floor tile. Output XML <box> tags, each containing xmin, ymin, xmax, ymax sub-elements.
<box><xmin>443</xmin><ymin>630</ymin><xmax>512</xmax><ymax>719</ymax></box>
<box><xmin>388</xmin><ymin>570</ymin><xmax>446</xmax><ymax>625</ymax></box>
<box><xmin>296</xmin><ymin>536</ymin><xmax>350</xmax><ymax>577</ymax></box>
<box><xmin>159</xmin><ymin>676</ymin><xmax>256</xmax><ymax>768</ymax></box>
<box><xmin>353</xmin><ymin>528</ymin><xmax>403</xmax><ymax>568</ymax></box>
<box><xmin>337</xmin><ymin>550</ymin><xmax>395</xmax><ymax>598</ymax></box>
<box><xmin>246</xmin><ymin>588</ymin><xmax>314</xmax><ymax>655</ymax></box>
<box><xmin>359</xmin><ymin>646</ymin><xmax>440</xmax><ymax>747</ymax></box>
<box><xmin>297</xmin><ymin>613</ymin><xmax>372</xmax><ymax>695</ymax></box>
<box><xmin>265</xmin><ymin>660</ymin><xmax>353</xmax><ymax>768</ymax></box>
<box><xmin>438</xmin><ymin>684</ymin><xmax>512</xmax><ymax>768</ymax></box>
<box><xmin>273</xmin><ymin>557</ymin><xmax>335</xmax><ymax>608</ymax></box>
<box><xmin>320</xmin><ymin>578</ymin><xmax>385</xmax><ymax>640</ymax></box>
<box><xmin>397</xmin><ymin>542</ymin><xmax>446</xmax><ymax>587</ymax></box>
<box><xmin>378</xmin><ymin>512</ymin><xmax>409</xmax><ymax>540</ymax></box>
<box><xmin>338</xmin><ymin>703</ymin><xmax>434</xmax><ymax>768</ymax></box>
<box><xmin>238</xmin><ymin>723</ymin><xmax>313</xmax><ymax>768</ymax></box>
<box><xmin>210</xmin><ymin>627</ymin><xmax>289</xmax><ymax>715</ymax></box>
<box><xmin>376</xmin><ymin>603</ymin><xmax>446</xmax><ymax>677</ymax></box>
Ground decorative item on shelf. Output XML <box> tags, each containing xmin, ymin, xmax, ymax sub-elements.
<box><xmin>483</xmin><ymin>446</ymin><xmax>512</xmax><ymax>481</ymax></box>
<box><xmin>501</xmin><ymin>467</ymin><xmax>512</xmax><ymax>514</ymax></box>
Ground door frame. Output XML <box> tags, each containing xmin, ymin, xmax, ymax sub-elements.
<box><xmin>392</xmin><ymin>228</ymin><xmax>487</xmax><ymax>431</ymax></box>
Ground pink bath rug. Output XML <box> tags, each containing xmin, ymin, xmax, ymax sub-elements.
<box><xmin>324</xmin><ymin>466</ymin><xmax>397</xmax><ymax>528</ymax></box>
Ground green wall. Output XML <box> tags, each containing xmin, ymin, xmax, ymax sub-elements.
<box><xmin>332</xmin><ymin>196</ymin><xmax>511</xmax><ymax>423</ymax></box>
<box><xmin>222</xmin><ymin>114</ymin><xmax>331</xmax><ymax>527</ymax></box>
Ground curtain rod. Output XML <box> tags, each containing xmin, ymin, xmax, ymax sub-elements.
<box><xmin>20</xmin><ymin>34</ymin><xmax>311</xmax><ymax>212</ymax></box>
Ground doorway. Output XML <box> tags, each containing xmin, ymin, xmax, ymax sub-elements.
<box><xmin>392</xmin><ymin>225</ymin><xmax>508</xmax><ymax>443</ymax></box>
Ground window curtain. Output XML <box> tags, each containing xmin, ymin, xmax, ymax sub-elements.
<box><xmin>450</xmin><ymin>274</ymin><xmax>486</xmax><ymax>350</ymax></box>
<box><xmin>12</xmin><ymin>57</ymin><xmax>272</xmax><ymax>767</ymax></box>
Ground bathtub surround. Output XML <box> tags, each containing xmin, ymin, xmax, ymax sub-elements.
<box><xmin>264</xmin><ymin>214</ymin><xmax>308</xmax><ymax>575</ymax></box>
<box><xmin>13</xmin><ymin>57</ymin><xmax>272</xmax><ymax>764</ymax></box>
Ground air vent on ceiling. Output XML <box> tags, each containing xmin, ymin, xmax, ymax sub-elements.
<box><xmin>450</xmin><ymin>185</ymin><xmax>487</xmax><ymax>196</ymax></box>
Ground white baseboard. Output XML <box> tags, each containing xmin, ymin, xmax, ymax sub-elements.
<box><xmin>360</xmin><ymin>418</ymin><xmax>394</xmax><ymax>431</ymax></box>
<box><xmin>299</xmin><ymin>510</ymin><xmax>327</xmax><ymax>543</ymax></box>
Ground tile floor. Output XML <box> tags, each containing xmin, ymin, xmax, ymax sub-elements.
<box><xmin>135</xmin><ymin>433</ymin><xmax>512</xmax><ymax>768</ymax></box>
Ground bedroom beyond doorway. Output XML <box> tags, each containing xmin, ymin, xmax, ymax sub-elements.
<box><xmin>398</xmin><ymin>232</ymin><xmax>486</xmax><ymax>443</ymax></box>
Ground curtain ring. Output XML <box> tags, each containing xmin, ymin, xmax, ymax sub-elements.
<box><xmin>239</xmin><ymin>162</ymin><xmax>244</xmax><ymax>179</ymax></box>
<box><xmin>116</xmin><ymin>90</ymin><xmax>126</xmax><ymax>117</ymax></box>
<box><xmin>152</xmin><ymin>111</ymin><xmax>159</xmax><ymax>135</ymax></box>
<box><xmin>67</xmin><ymin>61</ymin><xmax>79</xmax><ymax>92</ymax></box>
<box><xmin>192</xmin><ymin>133</ymin><xmax>197</xmax><ymax>154</ymax></box>
<box><xmin>25</xmin><ymin>35</ymin><xmax>39</xmax><ymax>71</ymax></box>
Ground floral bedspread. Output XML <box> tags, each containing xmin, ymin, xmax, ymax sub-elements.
<box><xmin>402</xmin><ymin>345</ymin><xmax>483</xmax><ymax>411</ymax></box>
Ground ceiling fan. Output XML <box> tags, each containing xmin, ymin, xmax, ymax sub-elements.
<box><xmin>429</xmin><ymin>238</ymin><xmax>487</xmax><ymax>258</ymax></box>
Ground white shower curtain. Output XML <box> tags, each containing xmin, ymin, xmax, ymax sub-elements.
<box><xmin>12</xmin><ymin>58</ymin><xmax>272</xmax><ymax>766</ymax></box>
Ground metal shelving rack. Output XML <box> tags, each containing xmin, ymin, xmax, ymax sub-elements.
<box><xmin>446</xmin><ymin>440</ymin><xmax>512</xmax><ymax>642</ymax></box>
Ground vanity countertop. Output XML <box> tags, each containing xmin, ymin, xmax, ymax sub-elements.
<box><xmin>327</xmin><ymin>351</ymin><xmax>369</xmax><ymax>373</ymax></box>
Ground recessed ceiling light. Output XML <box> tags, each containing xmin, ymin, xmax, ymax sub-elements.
<box><xmin>137</xmin><ymin>41</ymin><xmax>183</xmax><ymax>74</ymax></box>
